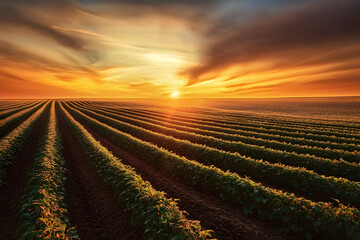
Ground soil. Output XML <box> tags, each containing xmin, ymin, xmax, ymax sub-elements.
<box><xmin>56</xmin><ymin>103</ymin><xmax>144</xmax><ymax>240</ymax></box>
<box><xmin>71</xmin><ymin>107</ymin><xmax>297</xmax><ymax>240</ymax></box>
<box><xmin>0</xmin><ymin>105</ymin><xmax>50</xmax><ymax>240</ymax></box>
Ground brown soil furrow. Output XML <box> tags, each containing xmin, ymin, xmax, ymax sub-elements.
<box><xmin>56</xmin><ymin>104</ymin><xmax>143</xmax><ymax>240</ymax></box>
<box><xmin>0</xmin><ymin>106</ymin><xmax>50</xmax><ymax>240</ymax></box>
<box><xmin>73</xmin><ymin>112</ymin><xmax>296</xmax><ymax>240</ymax></box>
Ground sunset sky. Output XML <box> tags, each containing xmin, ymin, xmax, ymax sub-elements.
<box><xmin>0</xmin><ymin>0</ymin><xmax>359</xmax><ymax>98</ymax></box>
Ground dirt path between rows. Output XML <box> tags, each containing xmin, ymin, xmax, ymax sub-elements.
<box><xmin>0</xmin><ymin>106</ymin><xmax>49</xmax><ymax>240</ymax></box>
<box><xmin>56</xmin><ymin>104</ymin><xmax>143</xmax><ymax>240</ymax></box>
<box><xmin>73</xmin><ymin>111</ymin><xmax>296</xmax><ymax>240</ymax></box>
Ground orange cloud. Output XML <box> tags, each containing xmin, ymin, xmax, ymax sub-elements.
<box><xmin>181</xmin><ymin>0</ymin><xmax>360</xmax><ymax>97</ymax></box>
<box><xmin>0</xmin><ymin>0</ymin><xmax>359</xmax><ymax>98</ymax></box>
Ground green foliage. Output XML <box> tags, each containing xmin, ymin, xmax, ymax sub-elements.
<box><xmin>0</xmin><ymin>101</ymin><xmax>40</xmax><ymax>120</ymax></box>
<box><xmin>63</xmin><ymin>102</ymin><xmax>360</xmax><ymax>240</ymax></box>
<box><xmin>71</xmin><ymin>103</ymin><xmax>360</xmax><ymax>183</ymax></box>
<box><xmin>79</xmin><ymin>103</ymin><xmax>360</xmax><ymax>163</ymax></box>
<box><xmin>68</xmin><ymin>103</ymin><xmax>360</xmax><ymax>208</ymax></box>
<box><xmin>17</xmin><ymin>102</ymin><xmax>78</xmax><ymax>239</ymax></box>
<box><xmin>0</xmin><ymin>101</ymin><xmax>50</xmax><ymax>185</ymax></box>
<box><xmin>60</xmin><ymin>103</ymin><xmax>211</xmax><ymax>240</ymax></box>
<box><xmin>94</xmin><ymin>103</ymin><xmax>360</xmax><ymax>152</ymax></box>
<box><xmin>0</xmin><ymin>101</ymin><xmax>46</xmax><ymax>136</ymax></box>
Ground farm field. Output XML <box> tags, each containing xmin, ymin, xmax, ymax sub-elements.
<box><xmin>0</xmin><ymin>99</ymin><xmax>360</xmax><ymax>240</ymax></box>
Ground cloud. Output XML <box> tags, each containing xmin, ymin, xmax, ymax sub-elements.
<box><xmin>0</xmin><ymin>0</ymin><xmax>103</xmax><ymax>85</ymax></box>
<box><xmin>1</xmin><ymin>0</ymin><xmax>359</xmax><ymax>98</ymax></box>
<box><xmin>0</xmin><ymin>70</ymin><xmax>28</xmax><ymax>82</ymax></box>
<box><xmin>182</xmin><ymin>0</ymin><xmax>360</xmax><ymax>86</ymax></box>
<box><xmin>0</xmin><ymin>41</ymin><xmax>103</xmax><ymax>84</ymax></box>
<box><xmin>223</xmin><ymin>70</ymin><xmax>360</xmax><ymax>97</ymax></box>
<box><xmin>0</xmin><ymin>69</ymin><xmax>82</xmax><ymax>98</ymax></box>
<box><xmin>0</xmin><ymin>41</ymin><xmax>77</xmax><ymax>71</ymax></box>
<box><xmin>100</xmin><ymin>0</ymin><xmax>216</xmax><ymax>6</ymax></box>
<box><xmin>0</xmin><ymin>6</ymin><xmax>87</xmax><ymax>51</ymax></box>
<box><xmin>87</xmin><ymin>0</ymin><xmax>219</xmax><ymax>31</ymax></box>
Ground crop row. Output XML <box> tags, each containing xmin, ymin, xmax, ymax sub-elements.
<box><xmin>0</xmin><ymin>102</ymin><xmax>46</xmax><ymax>136</ymax></box>
<box><xmin>215</xmin><ymin>109</ymin><xmax>360</xmax><ymax>132</ymax></box>
<box><xmin>87</xmin><ymin>103</ymin><xmax>360</xmax><ymax>153</ymax></box>
<box><xmin>116</xmin><ymin>106</ymin><xmax>360</xmax><ymax>145</ymax></box>
<box><xmin>17</xmin><ymin>102</ymin><xmax>78</xmax><ymax>239</ymax></box>
<box><xmin>69</xmin><ymin>103</ymin><xmax>360</xmax><ymax>182</ymax></box>
<box><xmin>192</xmin><ymin>108</ymin><xmax>360</xmax><ymax>134</ymax></box>
<box><xmin>82</xmin><ymin>101</ymin><xmax>359</xmax><ymax>139</ymax></box>
<box><xmin>0</xmin><ymin>102</ymin><xmax>49</xmax><ymax>185</ymax></box>
<box><xmin>0</xmin><ymin>102</ymin><xmax>40</xmax><ymax>120</ymax></box>
<box><xmin>159</xmin><ymin>108</ymin><xmax>360</xmax><ymax>144</ymax></box>
<box><xmin>78</xmin><ymin>102</ymin><xmax>360</xmax><ymax>150</ymax></box>
<box><xmin>59</xmin><ymin>103</ymin><xmax>211</xmax><ymax>240</ymax></box>
<box><xmin>77</xmin><ymin>103</ymin><xmax>359</xmax><ymax>163</ymax></box>
<box><xmin>131</xmin><ymin>108</ymin><xmax>360</xmax><ymax>163</ymax></box>
<box><xmin>62</xmin><ymin>102</ymin><xmax>360</xmax><ymax>239</ymax></box>
<box><xmin>65</xmin><ymin>103</ymin><xmax>360</xmax><ymax>208</ymax></box>
<box><xmin>216</xmin><ymin>116</ymin><xmax>360</xmax><ymax>138</ymax></box>
<box><xmin>0</xmin><ymin>101</ymin><xmax>35</xmax><ymax>112</ymax></box>
<box><xmin>174</xmin><ymin>105</ymin><xmax>360</xmax><ymax>133</ymax></box>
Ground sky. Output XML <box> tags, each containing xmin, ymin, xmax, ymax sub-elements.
<box><xmin>0</xmin><ymin>0</ymin><xmax>359</xmax><ymax>99</ymax></box>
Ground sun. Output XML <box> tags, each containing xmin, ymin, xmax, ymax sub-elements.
<box><xmin>170</xmin><ymin>91</ymin><xmax>180</xmax><ymax>98</ymax></box>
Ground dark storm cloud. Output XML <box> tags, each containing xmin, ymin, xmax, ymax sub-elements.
<box><xmin>182</xmin><ymin>0</ymin><xmax>360</xmax><ymax>86</ymax></box>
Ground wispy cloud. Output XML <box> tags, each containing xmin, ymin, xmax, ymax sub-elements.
<box><xmin>223</xmin><ymin>70</ymin><xmax>360</xmax><ymax>97</ymax></box>
<box><xmin>182</xmin><ymin>0</ymin><xmax>360</xmax><ymax>88</ymax></box>
<box><xmin>0</xmin><ymin>0</ymin><xmax>359</xmax><ymax>98</ymax></box>
<box><xmin>0</xmin><ymin>1</ymin><xmax>89</xmax><ymax>51</ymax></box>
